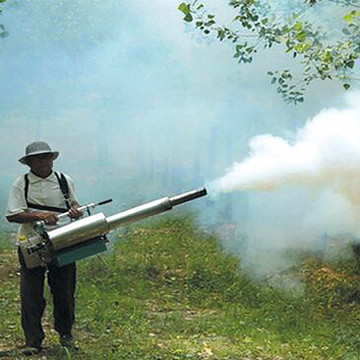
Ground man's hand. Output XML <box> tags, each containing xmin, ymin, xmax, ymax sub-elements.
<box><xmin>6</xmin><ymin>206</ymin><xmax>82</xmax><ymax>225</ymax></box>
<box><xmin>36</xmin><ymin>212</ymin><xmax>59</xmax><ymax>225</ymax></box>
<box><xmin>68</xmin><ymin>206</ymin><xmax>83</xmax><ymax>219</ymax></box>
<box><xmin>6</xmin><ymin>211</ymin><xmax>59</xmax><ymax>224</ymax></box>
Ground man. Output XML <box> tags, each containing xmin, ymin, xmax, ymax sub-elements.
<box><xmin>6</xmin><ymin>141</ymin><xmax>82</xmax><ymax>356</ymax></box>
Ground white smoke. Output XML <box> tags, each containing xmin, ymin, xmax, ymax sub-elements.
<box><xmin>209</xmin><ymin>91</ymin><xmax>360</xmax><ymax>275</ymax></box>
<box><xmin>211</xmin><ymin>92</ymin><xmax>360</xmax><ymax>204</ymax></box>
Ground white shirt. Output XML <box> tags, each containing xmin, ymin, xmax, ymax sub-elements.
<box><xmin>6</xmin><ymin>171</ymin><xmax>79</xmax><ymax>242</ymax></box>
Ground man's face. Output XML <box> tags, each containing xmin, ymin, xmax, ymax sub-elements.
<box><xmin>26</xmin><ymin>153</ymin><xmax>54</xmax><ymax>178</ymax></box>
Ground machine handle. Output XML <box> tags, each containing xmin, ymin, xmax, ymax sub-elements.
<box><xmin>97</xmin><ymin>199</ymin><xmax>113</xmax><ymax>206</ymax></box>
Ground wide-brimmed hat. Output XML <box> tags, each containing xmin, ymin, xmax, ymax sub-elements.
<box><xmin>18</xmin><ymin>141</ymin><xmax>59</xmax><ymax>164</ymax></box>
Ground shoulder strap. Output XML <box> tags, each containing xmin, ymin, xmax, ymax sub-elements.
<box><xmin>54</xmin><ymin>172</ymin><xmax>71</xmax><ymax>210</ymax></box>
<box><xmin>23</xmin><ymin>172</ymin><xmax>70</xmax><ymax>213</ymax></box>
<box><xmin>25</xmin><ymin>203</ymin><xmax>68</xmax><ymax>213</ymax></box>
<box><xmin>24</xmin><ymin>173</ymin><xmax>29</xmax><ymax>202</ymax></box>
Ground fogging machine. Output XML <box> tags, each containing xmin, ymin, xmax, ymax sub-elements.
<box><xmin>20</xmin><ymin>188</ymin><xmax>207</xmax><ymax>269</ymax></box>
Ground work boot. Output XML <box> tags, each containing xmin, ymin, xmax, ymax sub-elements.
<box><xmin>60</xmin><ymin>334</ymin><xmax>78</xmax><ymax>350</ymax></box>
<box><xmin>21</xmin><ymin>346</ymin><xmax>42</xmax><ymax>356</ymax></box>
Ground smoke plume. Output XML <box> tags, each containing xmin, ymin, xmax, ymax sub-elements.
<box><xmin>209</xmin><ymin>91</ymin><xmax>360</xmax><ymax>275</ymax></box>
<box><xmin>211</xmin><ymin>92</ymin><xmax>360</xmax><ymax>202</ymax></box>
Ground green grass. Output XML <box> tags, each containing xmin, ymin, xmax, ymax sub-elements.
<box><xmin>1</xmin><ymin>215</ymin><xmax>360</xmax><ymax>359</ymax></box>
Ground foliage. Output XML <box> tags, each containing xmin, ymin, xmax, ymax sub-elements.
<box><xmin>179</xmin><ymin>0</ymin><xmax>360</xmax><ymax>104</ymax></box>
<box><xmin>1</xmin><ymin>216</ymin><xmax>360</xmax><ymax>358</ymax></box>
<box><xmin>0</xmin><ymin>0</ymin><xmax>9</xmax><ymax>40</ymax></box>
<box><xmin>0</xmin><ymin>0</ymin><xmax>6</xmax><ymax>13</ymax></box>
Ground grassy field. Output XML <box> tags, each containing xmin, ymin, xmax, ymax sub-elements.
<box><xmin>1</xmin><ymin>215</ymin><xmax>360</xmax><ymax>359</ymax></box>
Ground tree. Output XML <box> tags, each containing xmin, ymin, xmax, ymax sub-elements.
<box><xmin>0</xmin><ymin>0</ymin><xmax>9</xmax><ymax>40</ymax></box>
<box><xmin>2</xmin><ymin>0</ymin><xmax>124</xmax><ymax>57</ymax></box>
<box><xmin>179</xmin><ymin>0</ymin><xmax>360</xmax><ymax>104</ymax></box>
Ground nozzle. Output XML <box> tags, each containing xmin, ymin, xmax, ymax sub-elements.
<box><xmin>169</xmin><ymin>188</ymin><xmax>207</xmax><ymax>207</ymax></box>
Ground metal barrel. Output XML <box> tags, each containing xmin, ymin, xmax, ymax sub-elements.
<box><xmin>106</xmin><ymin>198</ymin><xmax>172</xmax><ymax>231</ymax></box>
<box><xmin>106</xmin><ymin>187</ymin><xmax>207</xmax><ymax>231</ymax></box>
<box><xmin>49</xmin><ymin>213</ymin><xmax>109</xmax><ymax>251</ymax></box>
<box><xmin>169</xmin><ymin>188</ymin><xmax>207</xmax><ymax>206</ymax></box>
<box><xmin>45</xmin><ymin>188</ymin><xmax>208</xmax><ymax>250</ymax></box>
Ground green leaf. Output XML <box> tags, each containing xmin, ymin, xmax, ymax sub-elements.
<box><xmin>184</xmin><ymin>13</ymin><xmax>193</xmax><ymax>22</ymax></box>
<box><xmin>178</xmin><ymin>3</ymin><xmax>190</xmax><ymax>15</ymax></box>
<box><xmin>178</xmin><ymin>2</ymin><xmax>193</xmax><ymax>22</ymax></box>
<box><xmin>343</xmin><ymin>83</ymin><xmax>351</xmax><ymax>90</ymax></box>
<box><xmin>296</xmin><ymin>31</ymin><xmax>307</xmax><ymax>42</ymax></box>
<box><xmin>293</xmin><ymin>22</ymin><xmax>302</xmax><ymax>31</ymax></box>
<box><xmin>343</xmin><ymin>12</ymin><xmax>354</xmax><ymax>23</ymax></box>
<box><xmin>346</xmin><ymin>60</ymin><xmax>354</xmax><ymax>69</ymax></box>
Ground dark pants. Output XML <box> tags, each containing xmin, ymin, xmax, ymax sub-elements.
<box><xmin>18</xmin><ymin>248</ymin><xmax>76</xmax><ymax>348</ymax></box>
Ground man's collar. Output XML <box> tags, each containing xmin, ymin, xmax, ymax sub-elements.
<box><xmin>28</xmin><ymin>171</ymin><xmax>57</xmax><ymax>183</ymax></box>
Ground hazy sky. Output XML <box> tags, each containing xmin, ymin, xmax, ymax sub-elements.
<box><xmin>0</xmin><ymin>0</ymin><xmax>341</xmax><ymax>190</ymax></box>
<box><xmin>0</xmin><ymin>0</ymin><xmax>355</xmax><ymax>274</ymax></box>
